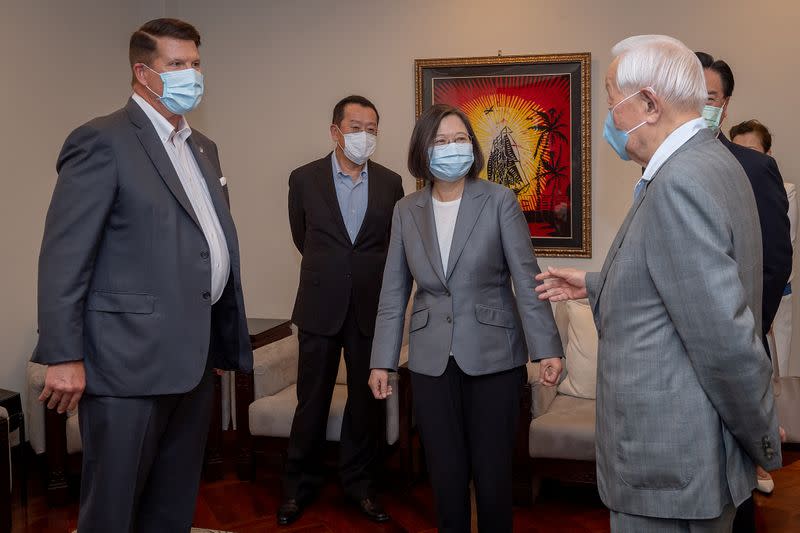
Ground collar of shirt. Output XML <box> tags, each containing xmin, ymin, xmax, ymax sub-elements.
<box><xmin>131</xmin><ymin>92</ymin><xmax>191</xmax><ymax>145</ymax></box>
<box><xmin>638</xmin><ymin>117</ymin><xmax>707</xmax><ymax>188</ymax></box>
<box><xmin>331</xmin><ymin>151</ymin><xmax>368</xmax><ymax>185</ymax></box>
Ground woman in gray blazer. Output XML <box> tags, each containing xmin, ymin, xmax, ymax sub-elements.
<box><xmin>368</xmin><ymin>104</ymin><xmax>563</xmax><ymax>532</ymax></box>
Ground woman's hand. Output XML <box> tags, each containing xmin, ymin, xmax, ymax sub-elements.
<box><xmin>369</xmin><ymin>369</ymin><xmax>393</xmax><ymax>399</ymax></box>
<box><xmin>538</xmin><ymin>357</ymin><xmax>563</xmax><ymax>387</ymax></box>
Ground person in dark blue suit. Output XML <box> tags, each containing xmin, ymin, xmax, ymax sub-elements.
<box><xmin>33</xmin><ymin>19</ymin><xmax>253</xmax><ymax>532</ymax></box>
<box><xmin>696</xmin><ymin>50</ymin><xmax>792</xmax><ymax>533</ymax></box>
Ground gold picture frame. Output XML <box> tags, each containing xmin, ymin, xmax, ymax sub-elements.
<box><xmin>415</xmin><ymin>53</ymin><xmax>591</xmax><ymax>258</ymax></box>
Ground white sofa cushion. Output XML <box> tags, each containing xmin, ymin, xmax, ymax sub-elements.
<box><xmin>253</xmin><ymin>332</ymin><xmax>300</xmax><ymax>400</ymax></box>
<box><xmin>250</xmin><ymin>383</ymin><xmax>348</xmax><ymax>441</ymax></box>
<box><xmin>529</xmin><ymin>394</ymin><xmax>596</xmax><ymax>460</ymax></box>
<box><xmin>556</xmin><ymin>299</ymin><xmax>598</xmax><ymax>399</ymax></box>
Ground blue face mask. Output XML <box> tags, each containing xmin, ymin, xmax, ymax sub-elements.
<box><xmin>603</xmin><ymin>89</ymin><xmax>650</xmax><ymax>161</ymax></box>
<box><xmin>145</xmin><ymin>65</ymin><xmax>204</xmax><ymax>115</ymax></box>
<box><xmin>428</xmin><ymin>143</ymin><xmax>475</xmax><ymax>182</ymax></box>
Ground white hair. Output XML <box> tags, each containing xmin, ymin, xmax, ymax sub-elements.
<box><xmin>611</xmin><ymin>35</ymin><xmax>706</xmax><ymax>113</ymax></box>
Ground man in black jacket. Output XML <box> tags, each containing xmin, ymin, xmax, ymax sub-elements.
<box><xmin>281</xmin><ymin>95</ymin><xmax>405</xmax><ymax>525</ymax></box>
<box><xmin>696</xmin><ymin>51</ymin><xmax>792</xmax><ymax>533</ymax></box>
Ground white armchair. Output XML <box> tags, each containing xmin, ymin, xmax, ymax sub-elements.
<box><xmin>513</xmin><ymin>300</ymin><xmax>598</xmax><ymax>504</ymax></box>
<box><xmin>236</xmin><ymin>326</ymin><xmax>412</xmax><ymax>479</ymax></box>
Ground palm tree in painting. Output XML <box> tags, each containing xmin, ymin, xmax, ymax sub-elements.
<box><xmin>539</xmin><ymin>147</ymin><xmax>569</xmax><ymax>230</ymax></box>
<box><xmin>526</xmin><ymin>107</ymin><xmax>568</xmax><ymax>223</ymax></box>
<box><xmin>527</xmin><ymin>108</ymin><xmax>568</xmax><ymax>161</ymax></box>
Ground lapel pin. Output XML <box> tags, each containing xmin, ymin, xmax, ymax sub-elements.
<box><xmin>199</xmin><ymin>146</ymin><xmax>204</xmax><ymax>153</ymax></box>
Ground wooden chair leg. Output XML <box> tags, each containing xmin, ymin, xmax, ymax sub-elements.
<box><xmin>1</xmin><ymin>416</ymin><xmax>11</xmax><ymax>533</ymax></box>
<box><xmin>530</xmin><ymin>474</ymin><xmax>543</xmax><ymax>504</ymax></box>
<box><xmin>44</xmin><ymin>408</ymin><xmax>69</xmax><ymax>506</ymax></box>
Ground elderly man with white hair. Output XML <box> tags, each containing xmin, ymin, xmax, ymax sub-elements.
<box><xmin>536</xmin><ymin>35</ymin><xmax>783</xmax><ymax>532</ymax></box>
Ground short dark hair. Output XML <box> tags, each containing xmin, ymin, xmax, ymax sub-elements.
<box><xmin>332</xmin><ymin>95</ymin><xmax>380</xmax><ymax>126</ymax></box>
<box><xmin>130</xmin><ymin>18</ymin><xmax>201</xmax><ymax>83</ymax></box>
<box><xmin>730</xmin><ymin>119</ymin><xmax>773</xmax><ymax>152</ymax></box>
<box><xmin>407</xmin><ymin>104</ymin><xmax>484</xmax><ymax>183</ymax></box>
<box><xmin>695</xmin><ymin>51</ymin><xmax>735</xmax><ymax>98</ymax></box>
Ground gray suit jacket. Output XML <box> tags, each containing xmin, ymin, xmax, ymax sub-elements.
<box><xmin>586</xmin><ymin>128</ymin><xmax>781</xmax><ymax>519</ymax></box>
<box><xmin>32</xmin><ymin>98</ymin><xmax>253</xmax><ymax>396</ymax></box>
<box><xmin>370</xmin><ymin>178</ymin><xmax>562</xmax><ymax>377</ymax></box>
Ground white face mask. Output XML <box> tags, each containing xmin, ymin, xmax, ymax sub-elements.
<box><xmin>701</xmin><ymin>104</ymin><xmax>724</xmax><ymax>132</ymax></box>
<box><xmin>336</xmin><ymin>126</ymin><xmax>377</xmax><ymax>165</ymax></box>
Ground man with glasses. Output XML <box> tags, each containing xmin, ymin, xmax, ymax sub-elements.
<box><xmin>695</xmin><ymin>51</ymin><xmax>792</xmax><ymax>533</ymax></box>
<box><xmin>282</xmin><ymin>95</ymin><xmax>405</xmax><ymax>525</ymax></box>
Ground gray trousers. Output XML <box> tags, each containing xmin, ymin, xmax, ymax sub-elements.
<box><xmin>77</xmin><ymin>369</ymin><xmax>214</xmax><ymax>533</ymax></box>
<box><xmin>610</xmin><ymin>504</ymin><xmax>737</xmax><ymax>533</ymax></box>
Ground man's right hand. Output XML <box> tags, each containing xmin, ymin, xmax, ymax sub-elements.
<box><xmin>39</xmin><ymin>360</ymin><xmax>86</xmax><ymax>414</ymax></box>
<box><xmin>535</xmin><ymin>266</ymin><xmax>588</xmax><ymax>301</ymax></box>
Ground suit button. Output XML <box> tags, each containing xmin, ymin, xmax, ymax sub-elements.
<box><xmin>445</xmin><ymin>291</ymin><xmax>451</xmax><ymax>297</ymax></box>
<box><xmin>200</xmin><ymin>250</ymin><xmax>209</xmax><ymax>260</ymax></box>
<box><xmin>202</xmin><ymin>291</ymin><xmax>211</xmax><ymax>300</ymax></box>
<box><xmin>446</xmin><ymin>316</ymin><xmax>452</xmax><ymax>323</ymax></box>
<box><xmin>346</xmin><ymin>273</ymin><xmax>352</xmax><ymax>279</ymax></box>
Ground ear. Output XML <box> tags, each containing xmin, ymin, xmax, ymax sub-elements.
<box><xmin>640</xmin><ymin>89</ymin><xmax>661</xmax><ymax>122</ymax></box>
<box><xmin>133</xmin><ymin>63</ymin><xmax>148</xmax><ymax>86</ymax></box>
<box><xmin>330</xmin><ymin>123</ymin><xmax>340</xmax><ymax>144</ymax></box>
<box><xmin>721</xmin><ymin>97</ymin><xmax>730</xmax><ymax>124</ymax></box>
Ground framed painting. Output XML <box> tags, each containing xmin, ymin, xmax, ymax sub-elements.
<box><xmin>415</xmin><ymin>53</ymin><xmax>591</xmax><ymax>257</ymax></box>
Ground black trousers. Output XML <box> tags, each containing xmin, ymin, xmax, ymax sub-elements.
<box><xmin>732</xmin><ymin>494</ymin><xmax>755</xmax><ymax>533</ymax></box>
<box><xmin>411</xmin><ymin>357</ymin><xmax>525</xmax><ymax>533</ymax></box>
<box><xmin>283</xmin><ymin>300</ymin><xmax>383</xmax><ymax>503</ymax></box>
<box><xmin>77</xmin><ymin>368</ymin><xmax>214</xmax><ymax>533</ymax></box>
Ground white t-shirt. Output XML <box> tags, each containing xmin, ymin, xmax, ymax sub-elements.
<box><xmin>432</xmin><ymin>196</ymin><xmax>462</xmax><ymax>273</ymax></box>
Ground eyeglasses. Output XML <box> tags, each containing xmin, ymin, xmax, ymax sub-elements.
<box><xmin>433</xmin><ymin>134</ymin><xmax>472</xmax><ymax>146</ymax></box>
<box><xmin>338</xmin><ymin>124</ymin><xmax>379</xmax><ymax>136</ymax></box>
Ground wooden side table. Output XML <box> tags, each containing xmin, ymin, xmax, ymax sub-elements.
<box><xmin>0</xmin><ymin>389</ymin><xmax>26</xmax><ymax>506</ymax></box>
<box><xmin>203</xmin><ymin>318</ymin><xmax>292</xmax><ymax>480</ymax></box>
<box><xmin>1</xmin><ymin>410</ymin><xmax>11</xmax><ymax>533</ymax></box>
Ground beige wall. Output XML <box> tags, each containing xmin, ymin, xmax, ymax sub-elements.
<box><xmin>0</xmin><ymin>0</ymin><xmax>167</xmax><ymax>407</ymax></box>
<box><xmin>2</xmin><ymin>0</ymin><xmax>798</xmax><ymax>409</ymax></box>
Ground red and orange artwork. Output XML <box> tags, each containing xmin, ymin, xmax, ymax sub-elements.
<box><xmin>432</xmin><ymin>74</ymin><xmax>572</xmax><ymax>238</ymax></box>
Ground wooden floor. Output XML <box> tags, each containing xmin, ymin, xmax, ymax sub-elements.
<box><xmin>9</xmin><ymin>448</ymin><xmax>800</xmax><ymax>532</ymax></box>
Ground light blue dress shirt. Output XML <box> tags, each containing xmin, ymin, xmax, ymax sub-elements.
<box><xmin>132</xmin><ymin>93</ymin><xmax>230</xmax><ymax>303</ymax></box>
<box><xmin>331</xmin><ymin>151</ymin><xmax>369</xmax><ymax>243</ymax></box>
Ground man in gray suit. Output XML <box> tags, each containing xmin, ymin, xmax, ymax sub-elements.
<box><xmin>537</xmin><ymin>35</ymin><xmax>783</xmax><ymax>532</ymax></box>
<box><xmin>32</xmin><ymin>18</ymin><xmax>252</xmax><ymax>532</ymax></box>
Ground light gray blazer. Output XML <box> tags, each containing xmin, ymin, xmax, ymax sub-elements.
<box><xmin>586</xmin><ymin>128</ymin><xmax>782</xmax><ymax>520</ymax></box>
<box><xmin>370</xmin><ymin>178</ymin><xmax>562</xmax><ymax>377</ymax></box>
